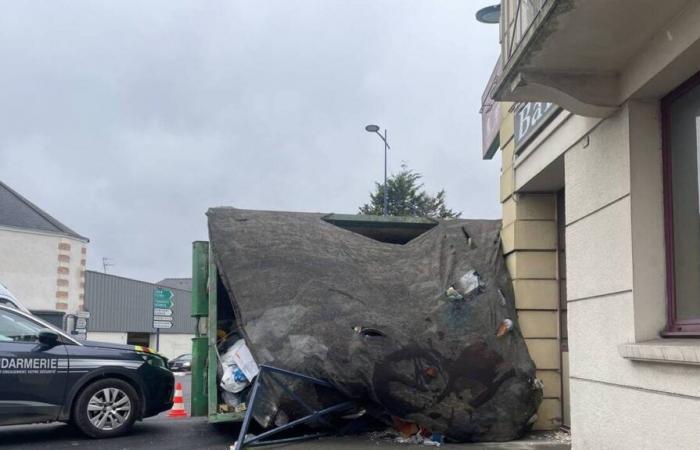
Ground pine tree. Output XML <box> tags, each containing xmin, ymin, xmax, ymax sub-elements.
<box><xmin>359</xmin><ymin>167</ymin><xmax>460</xmax><ymax>219</ymax></box>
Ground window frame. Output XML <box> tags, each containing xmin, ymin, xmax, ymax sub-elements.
<box><xmin>661</xmin><ymin>70</ymin><xmax>700</xmax><ymax>337</ymax></box>
<box><xmin>0</xmin><ymin>305</ymin><xmax>81</xmax><ymax>345</ymax></box>
<box><xmin>0</xmin><ymin>308</ymin><xmax>45</xmax><ymax>343</ymax></box>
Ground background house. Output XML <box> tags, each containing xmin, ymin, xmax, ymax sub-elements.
<box><xmin>0</xmin><ymin>180</ymin><xmax>89</xmax><ymax>325</ymax></box>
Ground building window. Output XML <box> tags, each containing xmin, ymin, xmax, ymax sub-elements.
<box><xmin>662</xmin><ymin>72</ymin><xmax>700</xmax><ymax>335</ymax></box>
<box><xmin>127</xmin><ymin>332</ymin><xmax>151</xmax><ymax>347</ymax></box>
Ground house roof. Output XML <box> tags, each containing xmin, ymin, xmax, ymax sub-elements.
<box><xmin>157</xmin><ymin>278</ymin><xmax>192</xmax><ymax>292</ymax></box>
<box><xmin>0</xmin><ymin>180</ymin><xmax>88</xmax><ymax>242</ymax></box>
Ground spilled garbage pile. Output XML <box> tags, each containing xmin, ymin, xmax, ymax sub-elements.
<box><xmin>208</xmin><ymin>208</ymin><xmax>542</xmax><ymax>443</ymax></box>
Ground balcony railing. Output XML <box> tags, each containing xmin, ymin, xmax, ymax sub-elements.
<box><xmin>501</xmin><ymin>0</ymin><xmax>550</xmax><ymax>64</ymax></box>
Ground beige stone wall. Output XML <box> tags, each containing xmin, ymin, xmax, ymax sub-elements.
<box><xmin>0</xmin><ymin>227</ymin><xmax>86</xmax><ymax>315</ymax></box>
<box><xmin>499</xmin><ymin>103</ymin><xmax>563</xmax><ymax>430</ymax></box>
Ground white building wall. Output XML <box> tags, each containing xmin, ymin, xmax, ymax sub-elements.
<box><xmin>87</xmin><ymin>331</ymin><xmax>128</xmax><ymax>345</ymax></box>
<box><xmin>0</xmin><ymin>227</ymin><xmax>86</xmax><ymax>315</ymax></box>
<box><xmin>85</xmin><ymin>332</ymin><xmax>192</xmax><ymax>360</ymax></box>
<box><xmin>150</xmin><ymin>333</ymin><xmax>192</xmax><ymax>360</ymax></box>
<box><xmin>562</xmin><ymin>103</ymin><xmax>700</xmax><ymax>448</ymax></box>
<box><xmin>509</xmin><ymin>98</ymin><xmax>700</xmax><ymax>448</ymax></box>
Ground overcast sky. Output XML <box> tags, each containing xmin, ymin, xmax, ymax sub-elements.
<box><xmin>0</xmin><ymin>0</ymin><xmax>501</xmax><ymax>282</ymax></box>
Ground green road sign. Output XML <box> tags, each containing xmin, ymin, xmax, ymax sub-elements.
<box><xmin>153</xmin><ymin>288</ymin><xmax>175</xmax><ymax>309</ymax></box>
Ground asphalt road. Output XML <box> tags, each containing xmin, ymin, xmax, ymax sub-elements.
<box><xmin>0</xmin><ymin>373</ymin><xmax>570</xmax><ymax>450</ymax></box>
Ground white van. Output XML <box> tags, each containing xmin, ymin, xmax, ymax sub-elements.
<box><xmin>0</xmin><ymin>282</ymin><xmax>31</xmax><ymax>314</ymax></box>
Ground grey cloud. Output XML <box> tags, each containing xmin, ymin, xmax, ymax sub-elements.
<box><xmin>0</xmin><ymin>0</ymin><xmax>501</xmax><ymax>281</ymax></box>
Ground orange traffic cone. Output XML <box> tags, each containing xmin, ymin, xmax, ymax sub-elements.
<box><xmin>168</xmin><ymin>382</ymin><xmax>188</xmax><ymax>418</ymax></box>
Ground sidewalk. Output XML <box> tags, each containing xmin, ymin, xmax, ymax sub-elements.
<box><xmin>260</xmin><ymin>431</ymin><xmax>571</xmax><ymax>449</ymax></box>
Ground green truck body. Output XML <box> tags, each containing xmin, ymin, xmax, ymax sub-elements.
<box><xmin>190</xmin><ymin>241</ymin><xmax>245</xmax><ymax>423</ymax></box>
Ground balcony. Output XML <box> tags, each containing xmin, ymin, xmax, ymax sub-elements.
<box><xmin>493</xmin><ymin>0</ymin><xmax>699</xmax><ymax>117</ymax></box>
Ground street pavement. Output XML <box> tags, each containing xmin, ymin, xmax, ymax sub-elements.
<box><xmin>0</xmin><ymin>373</ymin><xmax>570</xmax><ymax>450</ymax></box>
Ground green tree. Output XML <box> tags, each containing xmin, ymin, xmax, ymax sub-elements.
<box><xmin>359</xmin><ymin>167</ymin><xmax>460</xmax><ymax>219</ymax></box>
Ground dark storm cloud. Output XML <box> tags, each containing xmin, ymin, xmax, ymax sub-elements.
<box><xmin>0</xmin><ymin>0</ymin><xmax>501</xmax><ymax>281</ymax></box>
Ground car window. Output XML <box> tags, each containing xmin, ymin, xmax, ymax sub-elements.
<box><xmin>0</xmin><ymin>309</ymin><xmax>44</xmax><ymax>342</ymax></box>
<box><xmin>0</xmin><ymin>298</ymin><xmax>18</xmax><ymax>309</ymax></box>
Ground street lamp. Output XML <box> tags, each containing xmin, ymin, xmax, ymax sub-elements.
<box><xmin>475</xmin><ymin>4</ymin><xmax>501</xmax><ymax>24</ymax></box>
<box><xmin>365</xmin><ymin>124</ymin><xmax>391</xmax><ymax>215</ymax></box>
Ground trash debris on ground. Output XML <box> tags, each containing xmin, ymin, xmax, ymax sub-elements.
<box><xmin>368</xmin><ymin>426</ymin><xmax>443</xmax><ymax>447</ymax></box>
<box><xmin>231</xmin><ymin>364</ymin><xmax>359</xmax><ymax>450</ymax></box>
<box><xmin>208</xmin><ymin>208</ymin><xmax>543</xmax><ymax>442</ymax></box>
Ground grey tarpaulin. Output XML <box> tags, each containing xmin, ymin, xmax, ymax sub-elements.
<box><xmin>208</xmin><ymin>208</ymin><xmax>542</xmax><ymax>442</ymax></box>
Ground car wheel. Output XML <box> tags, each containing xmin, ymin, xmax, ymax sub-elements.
<box><xmin>72</xmin><ymin>378</ymin><xmax>139</xmax><ymax>438</ymax></box>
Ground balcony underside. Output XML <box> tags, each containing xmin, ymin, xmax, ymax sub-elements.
<box><xmin>495</xmin><ymin>0</ymin><xmax>698</xmax><ymax>117</ymax></box>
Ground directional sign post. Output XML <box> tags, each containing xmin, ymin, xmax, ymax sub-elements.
<box><xmin>74</xmin><ymin>311</ymin><xmax>89</xmax><ymax>339</ymax></box>
<box><xmin>153</xmin><ymin>287</ymin><xmax>175</xmax><ymax>351</ymax></box>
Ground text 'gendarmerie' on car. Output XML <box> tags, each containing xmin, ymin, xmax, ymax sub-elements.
<box><xmin>0</xmin><ymin>305</ymin><xmax>174</xmax><ymax>438</ymax></box>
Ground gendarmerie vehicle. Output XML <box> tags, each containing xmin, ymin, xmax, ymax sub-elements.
<box><xmin>0</xmin><ymin>304</ymin><xmax>174</xmax><ymax>438</ymax></box>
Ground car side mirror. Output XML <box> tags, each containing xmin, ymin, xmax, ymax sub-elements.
<box><xmin>38</xmin><ymin>329</ymin><xmax>60</xmax><ymax>347</ymax></box>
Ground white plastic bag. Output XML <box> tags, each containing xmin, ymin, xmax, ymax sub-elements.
<box><xmin>220</xmin><ymin>363</ymin><xmax>249</xmax><ymax>393</ymax></box>
<box><xmin>219</xmin><ymin>339</ymin><xmax>259</xmax><ymax>393</ymax></box>
<box><xmin>229</xmin><ymin>339</ymin><xmax>260</xmax><ymax>381</ymax></box>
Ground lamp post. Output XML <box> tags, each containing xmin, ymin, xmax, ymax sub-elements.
<box><xmin>365</xmin><ymin>124</ymin><xmax>391</xmax><ymax>215</ymax></box>
<box><xmin>475</xmin><ymin>4</ymin><xmax>501</xmax><ymax>24</ymax></box>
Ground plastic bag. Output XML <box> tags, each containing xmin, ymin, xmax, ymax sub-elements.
<box><xmin>221</xmin><ymin>390</ymin><xmax>241</xmax><ymax>407</ymax></box>
<box><xmin>221</xmin><ymin>363</ymin><xmax>249</xmax><ymax>393</ymax></box>
<box><xmin>219</xmin><ymin>339</ymin><xmax>259</xmax><ymax>393</ymax></box>
<box><xmin>227</xmin><ymin>339</ymin><xmax>260</xmax><ymax>381</ymax></box>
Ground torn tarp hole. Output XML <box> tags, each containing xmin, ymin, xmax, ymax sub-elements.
<box><xmin>356</xmin><ymin>327</ymin><xmax>386</xmax><ymax>338</ymax></box>
<box><xmin>321</xmin><ymin>215</ymin><xmax>437</xmax><ymax>245</ymax></box>
<box><xmin>461</xmin><ymin>226</ymin><xmax>474</xmax><ymax>249</ymax></box>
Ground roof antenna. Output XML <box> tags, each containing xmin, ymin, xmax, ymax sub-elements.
<box><xmin>102</xmin><ymin>257</ymin><xmax>114</xmax><ymax>273</ymax></box>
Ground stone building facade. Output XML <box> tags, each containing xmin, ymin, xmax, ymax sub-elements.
<box><xmin>480</xmin><ymin>1</ymin><xmax>700</xmax><ymax>447</ymax></box>
<box><xmin>0</xmin><ymin>180</ymin><xmax>88</xmax><ymax>316</ymax></box>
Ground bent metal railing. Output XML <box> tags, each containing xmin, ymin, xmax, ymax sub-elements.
<box><xmin>501</xmin><ymin>0</ymin><xmax>549</xmax><ymax>62</ymax></box>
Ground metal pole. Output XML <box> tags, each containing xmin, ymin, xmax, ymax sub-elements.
<box><xmin>156</xmin><ymin>329</ymin><xmax>160</xmax><ymax>351</ymax></box>
<box><xmin>383</xmin><ymin>129</ymin><xmax>388</xmax><ymax>216</ymax></box>
<box><xmin>190</xmin><ymin>241</ymin><xmax>209</xmax><ymax>417</ymax></box>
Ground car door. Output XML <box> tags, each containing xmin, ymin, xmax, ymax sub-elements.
<box><xmin>0</xmin><ymin>308</ymin><xmax>69</xmax><ymax>425</ymax></box>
